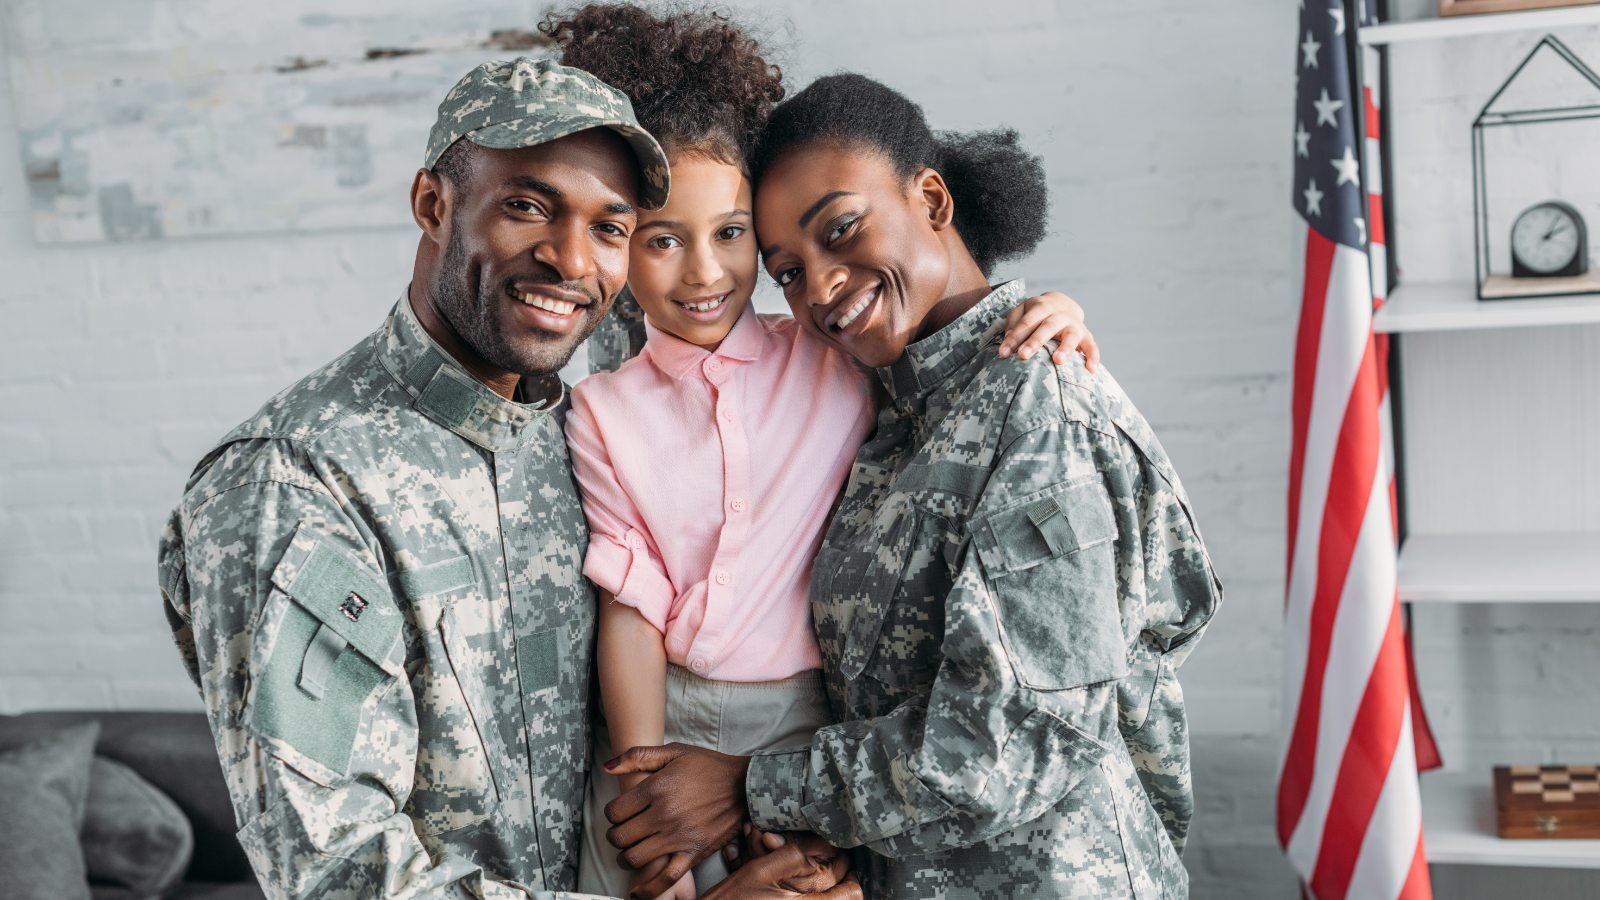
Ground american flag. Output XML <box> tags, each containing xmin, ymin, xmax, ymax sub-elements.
<box><xmin>1279</xmin><ymin>3</ymin><xmax>1435</xmax><ymax>899</ymax></box>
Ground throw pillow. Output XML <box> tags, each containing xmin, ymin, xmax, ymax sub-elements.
<box><xmin>83</xmin><ymin>756</ymin><xmax>194</xmax><ymax>900</ymax></box>
<box><xmin>0</xmin><ymin>720</ymin><xmax>100</xmax><ymax>900</ymax></box>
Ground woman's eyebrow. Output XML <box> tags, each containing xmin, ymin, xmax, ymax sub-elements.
<box><xmin>799</xmin><ymin>191</ymin><xmax>856</xmax><ymax>228</ymax></box>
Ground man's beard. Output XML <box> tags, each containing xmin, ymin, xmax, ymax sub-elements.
<box><xmin>431</xmin><ymin>225</ymin><xmax>602</xmax><ymax>377</ymax></box>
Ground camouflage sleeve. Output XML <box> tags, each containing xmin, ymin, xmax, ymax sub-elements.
<box><xmin>585</xmin><ymin>286</ymin><xmax>647</xmax><ymax>376</ymax></box>
<box><xmin>159</xmin><ymin>440</ymin><xmax>576</xmax><ymax>900</ymax></box>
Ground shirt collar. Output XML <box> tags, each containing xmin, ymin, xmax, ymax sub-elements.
<box><xmin>878</xmin><ymin>280</ymin><xmax>1026</xmax><ymax>399</ymax></box>
<box><xmin>643</xmin><ymin>302</ymin><xmax>765</xmax><ymax>381</ymax></box>
<box><xmin>377</xmin><ymin>287</ymin><xmax>559</xmax><ymax>453</ymax></box>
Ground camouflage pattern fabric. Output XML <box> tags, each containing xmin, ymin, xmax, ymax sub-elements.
<box><xmin>160</xmin><ymin>292</ymin><xmax>619</xmax><ymax>900</ymax></box>
<box><xmin>583</xmin><ymin>285</ymin><xmax>648</xmax><ymax>377</ymax></box>
<box><xmin>424</xmin><ymin>57</ymin><xmax>670</xmax><ymax>210</ymax></box>
<box><xmin>743</xmin><ymin>281</ymin><xmax>1222</xmax><ymax>899</ymax></box>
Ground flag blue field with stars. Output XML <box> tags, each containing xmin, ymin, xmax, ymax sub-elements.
<box><xmin>1294</xmin><ymin>0</ymin><xmax>1370</xmax><ymax>250</ymax></box>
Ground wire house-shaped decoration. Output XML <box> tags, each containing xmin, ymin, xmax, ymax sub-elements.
<box><xmin>1472</xmin><ymin>34</ymin><xmax>1600</xmax><ymax>300</ymax></box>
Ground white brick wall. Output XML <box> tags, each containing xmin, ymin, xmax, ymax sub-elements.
<box><xmin>0</xmin><ymin>1</ymin><xmax>1301</xmax><ymax>894</ymax></box>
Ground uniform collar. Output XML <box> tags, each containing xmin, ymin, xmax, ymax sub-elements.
<box><xmin>378</xmin><ymin>288</ymin><xmax>560</xmax><ymax>453</ymax></box>
<box><xmin>643</xmin><ymin>302</ymin><xmax>765</xmax><ymax>381</ymax></box>
<box><xmin>878</xmin><ymin>280</ymin><xmax>1026</xmax><ymax>399</ymax></box>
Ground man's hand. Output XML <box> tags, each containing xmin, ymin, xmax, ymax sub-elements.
<box><xmin>699</xmin><ymin>844</ymin><xmax>858</xmax><ymax>900</ymax></box>
<box><xmin>604</xmin><ymin>743</ymin><xmax>752</xmax><ymax>898</ymax></box>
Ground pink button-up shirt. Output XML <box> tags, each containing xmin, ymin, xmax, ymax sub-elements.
<box><xmin>566</xmin><ymin>305</ymin><xmax>876</xmax><ymax>682</ymax></box>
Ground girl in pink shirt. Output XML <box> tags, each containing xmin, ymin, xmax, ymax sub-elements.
<box><xmin>549</xmin><ymin>8</ymin><xmax>1099</xmax><ymax>898</ymax></box>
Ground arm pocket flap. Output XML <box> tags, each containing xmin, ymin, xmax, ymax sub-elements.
<box><xmin>975</xmin><ymin>478</ymin><xmax>1118</xmax><ymax>577</ymax></box>
<box><xmin>269</xmin><ymin>525</ymin><xmax>402</xmax><ymax>669</ymax></box>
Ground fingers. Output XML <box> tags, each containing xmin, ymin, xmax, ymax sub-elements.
<box><xmin>998</xmin><ymin>304</ymin><xmax>1054</xmax><ymax>359</ymax></box>
<box><xmin>1017</xmin><ymin>311</ymin><xmax>1079</xmax><ymax>362</ymax></box>
<box><xmin>1080</xmin><ymin>331</ymin><xmax>1101</xmax><ymax>373</ymax></box>
<box><xmin>812</xmin><ymin>872</ymin><xmax>865</xmax><ymax>900</ymax></box>
<box><xmin>605</xmin><ymin>742</ymin><xmax>690</xmax><ymax>777</ymax></box>
<box><xmin>630</xmin><ymin>850</ymin><xmax>696</xmax><ymax>900</ymax></box>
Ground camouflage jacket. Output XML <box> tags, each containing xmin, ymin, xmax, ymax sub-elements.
<box><xmin>743</xmin><ymin>281</ymin><xmax>1222</xmax><ymax>899</ymax></box>
<box><xmin>160</xmin><ymin>293</ymin><xmax>614</xmax><ymax>900</ymax></box>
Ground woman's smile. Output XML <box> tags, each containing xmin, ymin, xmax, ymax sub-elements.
<box><xmin>825</xmin><ymin>282</ymin><xmax>879</xmax><ymax>333</ymax></box>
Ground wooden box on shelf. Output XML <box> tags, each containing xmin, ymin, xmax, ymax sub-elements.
<box><xmin>1442</xmin><ymin>0</ymin><xmax>1600</xmax><ymax>16</ymax></box>
<box><xmin>1494</xmin><ymin>766</ymin><xmax>1600</xmax><ymax>839</ymax></box>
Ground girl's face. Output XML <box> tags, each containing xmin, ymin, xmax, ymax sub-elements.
<box><xmin>627</xmin><ymin>156</ymin><xmax>758</xmax><ymax>351</ymax></box>
<box><xmin>755</xmin><ymin>144</ymin><xmax>954</xmax><ymax>369</ymax></box>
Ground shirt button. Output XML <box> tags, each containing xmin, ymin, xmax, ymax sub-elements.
<box><xmin>691</xmin><ymin>658</ymin><xmax>708</xmax><ymax>673</ymax></box>
<box><xmin>721</xmin><ymin>408</ymin><xmax>735</xmax><ymax>422</ymax></box>
<box><xmin>730</xmin><ymin>498</ymin><xmax>745</xmax><ymax>512</ymax></box>
<box><xmin>708</xmin><ymin>359</ymin><xmax>723</xmax><ymax>373</ymax></box>
<box><xmin>715</xmin><ymin>570</ymin><xmax>731</xmax><ymax>586</ymax></box>
<box><xmin>630</xmin><ymin>536</ymin><xmax>645</xmax><ymax>551</ymax></box>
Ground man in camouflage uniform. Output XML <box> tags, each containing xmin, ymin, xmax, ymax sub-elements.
<box><xmin>607</xmin><ymin>281</ymin><xmax>1220</xmax><ymax>899</ymax></box>
<box><xmin>159</xmin><ymin>58</ymin><xmax>852</xmax><ymax>900</ymax></box>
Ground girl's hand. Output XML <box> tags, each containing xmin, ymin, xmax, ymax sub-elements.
<box><xmin>998</xmin><ymin>291</ymin><xmax>1100</xmax><ymax>372</ymax></box>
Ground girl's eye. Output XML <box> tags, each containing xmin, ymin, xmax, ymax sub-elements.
<box><xmin>775</xmin><ymin>267</ymin><xmax>801</xmax><ymax>287</ymax></box>
<box><xmin>649</xmin><ymin>235</ymin><xmax>682</xmax><ymax>250</ymax></box>
<box><xmin>717</xmin><ymin>225</ymin><xmax>745</xmax><ymax>241</ymax></box>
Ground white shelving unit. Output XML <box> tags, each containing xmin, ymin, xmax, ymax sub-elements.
<box><xmin>1360</xmin><ymin>6</ymin><xmax>1600</xmax><ymax>45</ymax></box>
<box><xmin>1423</xmin><ymin>773</ymin><xmax>1600</xmax><ymax>868</ymax></box>
<box><xmin>1360</xmin><ymin>8</ymin><xmax>1600</xmax><ymax>876</ymax></box>
<box><xmin>1398</xmin><ymin>532</ymin><xmax>1600</xmax><ymax>603</ymax></box>
<box><xmin>1375</xmin><ymin>282</ymin><xmax>1600</xmax><ymax>332</ymax></box>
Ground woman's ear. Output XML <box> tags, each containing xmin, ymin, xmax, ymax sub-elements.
<box><xmin>411</xmin><ymin>168</ymin><xmax>451</xmax><ymax>242</ymax></box>
<box><xmin>913</xmin><ymin>167</ymin><xmax>956</xmax><ymax>232</ymax></box>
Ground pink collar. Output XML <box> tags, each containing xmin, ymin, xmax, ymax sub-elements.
<box><xmin>642</xmin><ymin>303</ymin><xmax>765</xmax><ymax>381</ymax></box>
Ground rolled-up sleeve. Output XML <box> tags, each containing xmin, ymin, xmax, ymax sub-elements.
<box><xmin>564</xmin><ymin>390</ymin><xmax>675</xmax><ymax>628</ymax></box>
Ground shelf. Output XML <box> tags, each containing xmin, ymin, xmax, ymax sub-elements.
<box><xmin>1374</xmin><ymin>282</ymin><xmax>1600</xmax><ymax>332</ymax></box>
<box><xmin>1360</xmin><ymin>6</ymin><xmax>1600</xmax><ymax>45</ymax></box>
<box><xmin>1424</xmin><ymin>772</ymin><xmax>1600</xmax><ymax>867</ymax></box>
<box><xmin>1398</xmin><ymin>533</ymin><xmax>1600</xmax><ymax>603</ymax></box>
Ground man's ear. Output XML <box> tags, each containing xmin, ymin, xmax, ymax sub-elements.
<box><xmin>411</xmin><ymin>168</ymin><xmax>451</xmax><ymax>242</ymax></box>
<box><xmin>913</xmin><ymin>167</ymin><xmax>955</xmax><ymax>232</ymax></box>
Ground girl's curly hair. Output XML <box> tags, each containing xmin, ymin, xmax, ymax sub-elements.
<box><xmin>539</xmin><ymin>3</ymin><xmax>784</xmax><ymax>168</ymax></box>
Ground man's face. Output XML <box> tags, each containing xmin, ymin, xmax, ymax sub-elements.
<box><xmin>431</xmin><ymin>129</ymin><xmax>640</xmax><ymax>377</ymax></box>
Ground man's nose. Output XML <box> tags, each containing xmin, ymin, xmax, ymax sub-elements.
<box><xmin>532</xmin><ymin>219</ymin><xmax>598</xmax><ymax>282</ymax></box>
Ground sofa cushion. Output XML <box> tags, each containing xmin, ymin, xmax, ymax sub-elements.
<box><xmin>84</xmin><ymin>755</ymin><xmax>195</xmax><ymax>899</ymax></box>
<box><xmin>0</xmin><ymin>720</ymin><xmax>100</xmax><ymax>900</ymax></box>
<box><xmin>0</xmin><ymin>712</ymin><xmax>254</xmax><ymax>883</ymax></box>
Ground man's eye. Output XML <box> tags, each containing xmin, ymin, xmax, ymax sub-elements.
<box><xmin>649</xmin><ymin>235</ymin><xmax>682</xmax><ymax>250</ymax></box>
<box><xmin>775</xmin><ymin>267</ymin><xmax>801</xmax><ymax>287</ymax></box>
<box><xmin>595</xmin><ymin>223</ymin><xmax>628</xmax><ymax>237</ymax></box>
<box><xmin>509</xmin><ymin>200</ymin><xmax>539</xmax><ymax>214</ymax></box>
<box><xmin>717</xmin><ymin>225</ymin><xmax>745</xmax><ymax>241</ymax></box>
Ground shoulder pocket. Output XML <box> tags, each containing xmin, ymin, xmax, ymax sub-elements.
<box><xmin>974</xmin><ymin>478</ymin><xmax>1128</xmax><ymax>691</ymax></box>
<box><xmin>247</xmin><ymin>522</ymin><xmax>402</xmax><ymax>778</ymax></box>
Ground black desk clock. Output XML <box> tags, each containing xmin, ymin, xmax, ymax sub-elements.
<box><xmin>1510</xmin><ymin>200</ymin><xmax>1588</xmax><ymax>279</ymax></box>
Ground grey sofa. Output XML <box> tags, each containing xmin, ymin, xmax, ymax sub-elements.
<box><xmin>0</xmin><ymin>711</ymin><xmax>263</xmax><ymax>900</ymax></box>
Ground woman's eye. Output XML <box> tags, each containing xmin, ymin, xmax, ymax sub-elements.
<box><xmin>717</xmin><ymin>225</ymin><xmax>745</xmax><ymax>241</ymax></box>
<box><xmin>826</xmin><ymin>218</ymin><xmax>855</xmax><ymax>244</ymax></box>
<box><xmin>649</xmin><ymin>235</ymin><xmax>682</xmax><ymax>250</ymax></box>
<box><xmin>775</xmin><ymin>267</ymin><xmax>801</xmax><ymax>287</ymax></box>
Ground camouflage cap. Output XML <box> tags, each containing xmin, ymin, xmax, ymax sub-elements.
<box><xmin>425</xmin><ymin>57</ymin><xmax>670</xmax><ymax>210</ymax></box>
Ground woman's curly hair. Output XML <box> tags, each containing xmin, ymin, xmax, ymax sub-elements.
<box><xmin>539</xmin><ymin>3</ymin><xmax>784</xmax><ymax>168</ymax></box>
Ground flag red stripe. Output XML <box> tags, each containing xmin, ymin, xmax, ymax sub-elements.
<box><xmin>1400</xmin><ymin>830</ymin><xmax>1434</xmax><ymax>900</ymax></box>
<box><xmin>1287</xmin><ymin>228</ymin><xmax>1337</xmax><ymax>595</ymax></box>
<box><xmin>1279</xmin><ymin>332</ymin><xmax>1383</xmax><ymax>844</ymax></box>
<box><xmin>1311</xmin><ymin>600</ymin><xmax>1408</xmax><ymax>900</ymax></box>
<box><xmin>1365</xmin><ymin>87</ymin><xmax>1381</xmax><ymax>144</ymax></box>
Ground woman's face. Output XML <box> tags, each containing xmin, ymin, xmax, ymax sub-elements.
<box><xmin>755</xmin><ymin>144</ymin><xmax>954</xmax><ymax>369</ymax></box>
<box><xmin>626</xmin><ymin>155</ymin><xmax>758</xmax><ymax>352</ymax></box>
